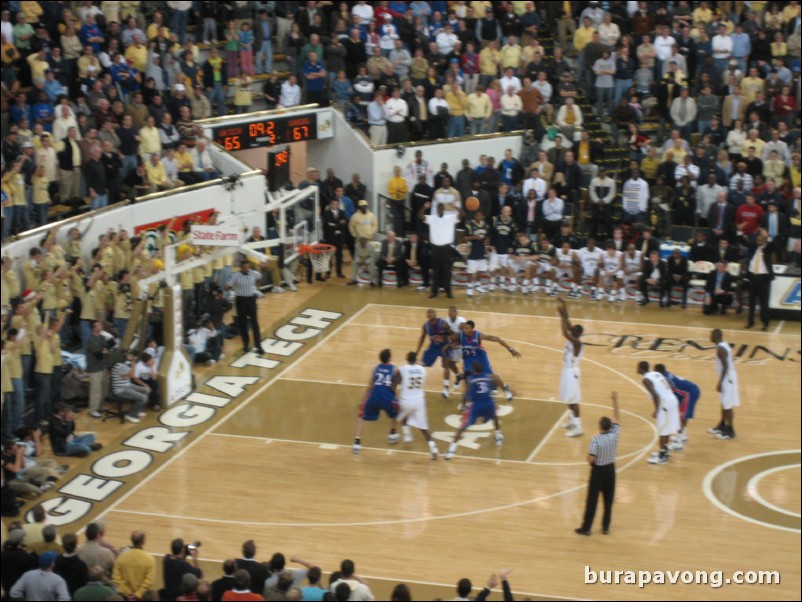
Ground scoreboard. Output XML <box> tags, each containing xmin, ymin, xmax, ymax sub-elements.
<box><xmin>207</xmin><ymin>110</ymin><xmax>333</xmax><ymax>151</ymax></box>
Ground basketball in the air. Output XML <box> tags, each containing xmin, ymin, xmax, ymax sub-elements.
<box><xmin>465</xmin><ymin>196</ymin><xmax>480</xmax><ymax>211</ymax></box>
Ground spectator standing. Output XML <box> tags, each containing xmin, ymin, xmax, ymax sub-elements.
<box><xmin>367</xmin><ymin>91</ymin><xmax>388</xmax><ymax>145</ymax></box>
<box><xmin>9</xmin><ymin>551</ymin><xmax>70</xmax><ymax>602</ymax></box>
<box><xmin>384</xmin><ymin>87</ymin><xmax>408</xmax><ymax>143</ymax></box>
<box><xmin>113</xmin><ymin>531</ymin><xmax>155</xmax><ymax>601</ymax></box>
<box><xmin>163</xmin><ymin>539</ymin><xmax>203</xmax><ymax>602</ymax></box>
<box><xmin>254</xmin><ymin>10</ymin><xmax>273</xmax><ymax>76</ymax></box>
<box><xmin>465</xmin><ymin>85</ymin><xmax>491</xmax><ymax>135</ymax></box>
<box><xmin>622</xmin><ymin>169</ymin><xmax>650</xmax><ymax>224</ymax></box>
<box><xmin>304</xmin><ymin>52</ymin><xmax>328</xmax><ymax>107</ymax></box>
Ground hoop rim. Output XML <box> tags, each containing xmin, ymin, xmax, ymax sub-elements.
<box><xmin>300</xmin><ymin>243</ymin><xmax>337</xmax><ymax>254</ymax></box>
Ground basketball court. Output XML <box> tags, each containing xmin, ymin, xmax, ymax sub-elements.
<box><xmin>15</xmin><ymin>285</ymin><xmax>802</xmax><ymax>600</ymax></box>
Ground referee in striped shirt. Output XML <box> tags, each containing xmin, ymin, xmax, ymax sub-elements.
<box><xmin>226</xmin><ymin>260</ymin><xmax>266</xmax><ymax>354</ymax></box>
<box><xmin>576</xmin><ymin>391</ymin><xmax>621</xmax><ymax>536</ymax></box>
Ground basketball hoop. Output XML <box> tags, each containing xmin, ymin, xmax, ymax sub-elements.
<box><xmin>300</xmin><ymin>243</ymin><xmax>336</xmax><ymax>275</ymax></box>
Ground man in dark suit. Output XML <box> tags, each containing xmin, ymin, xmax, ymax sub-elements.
<box><xmin>663</xmin><ymin>248</ymin><xmax>690</xmax><ymax>307</ymax></box>
<box><xmin>547</xmin><ymin>137</ymin><xmax>567</xmax><ymax>169</ymax></box>
<box><xmin>760</xmin><ymin>203</ymin><xmax>789</xmax><ymax>263</ymax></box>
<box><xmin>703</xmin><ymin>261</ymin><xmax>736</xmax><ymax>315</ymax></box>
<box><xmin>689</xmin><ymin>231</ymin><xmax>715</xmax><ymax>263</ymax></box>
<box><xmin>376</xmin><ymin>230</ymin><xmax>407</xmax><ymax>287</ymax></box>
<box><xmin>639</xmin><ymin>250</ymin><xmax>667</xmax><ymax>306</ymax></box>
<box><xmin>322</xmin><ymin>198</ymin><xmax>347</xmax><ymax>279</ymax></box>
<box><xmin>707</xmin><ymin>193</ymin><xmax>735</xmax><ymax>243</ymax></box>
<box><xmin>711</xmin><ymin>238</ymin><xmax>741</xmax><ymax>264</ymax></box>
<box><xmin>403</xmin><ymin>231</ymin><xmax>430</xmax><ymax>291</ymax></box>
<box><xmin>744</xmin><ymin>229</ymin><xmax>774</xmax><ymax>330</ymax></box>
<box><xmin>635</xmin><ymin>227</ymin><xmax>660</xmax><ymax>258</ymax></box>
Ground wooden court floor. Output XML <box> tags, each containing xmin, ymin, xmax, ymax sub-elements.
<box><xmin>5</xmin><ymin>283</ymin><xmax>801</xmax><ymax>600</ymax></box>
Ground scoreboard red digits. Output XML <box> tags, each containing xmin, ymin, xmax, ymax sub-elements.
<box><xmin>212</xmin><ymin>115</ymin><xmax>318</xmax><ymax>150</ymax></box>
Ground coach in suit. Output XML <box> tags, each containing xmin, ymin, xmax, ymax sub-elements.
<box><xmin>639</xmin><ymin>250</ymin><xmax>667</xmax><ymax>306</ymax></box>
<box><xmin>662</xmin><ymin>248</ymin><xmax>690</xmax><ymax>307</ymax></box>
<box><xmin>744</xmin><ymin>229</ymin><xmax>774</xmax><ymax>331</ymax></box>
<box><xmin>403</xmin><ymin>231</ymin><xmax>430</xmax><ymax>290</ymax></box>
<box><xmin>376</xmin><ymin>230</ymin><xmax>407</xmax><ymax>287</ymax></box>
<box><xmin>704</xmin><ymin>262</ymin><xmax>736</xmax><ymax>315</ymax></box>
<box><xmin>635</xmin><ymin>227</ymin><xmax>660</xmax><ymax>258</ymax></box>
<box><xmin>760</xmin><ymin>203</ymin><xmax>789</xmax><ymax>263</ymax></box>
<box><xmin>707</xmin><ymin>194</ymin><xmax>736</xmax><ymax>242</ymax></box>
<box><xmin>322</xmin><ymin>198</ymin><xmax>348</xmax><ymax>278</ymax></box>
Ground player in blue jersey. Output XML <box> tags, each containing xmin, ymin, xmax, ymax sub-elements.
<box><xmin>452</xmin><ymin>320</ymin><xmax>520</xmax><ymax>402</ymax></box>
<box><xmin>415</xmin><ymin>309</ymin><xmax>460</xmax><ymax>399</ymax></box>
<box><xmin>353</xmin><ymin>349</ymin><xmax>400</xmax><ymax>454</ymax></box>
<box><xmin>655</xmin><ymin>363</ymin><xmax>700</xmax><ymax>447</ymax></box>
<box><xmin>444</xmin><ymin>361</ymin><xmax>509</xmax><ymax>459</ymax></box>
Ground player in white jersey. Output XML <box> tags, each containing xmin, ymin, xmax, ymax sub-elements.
<box><xmin>395</xmin><ymin>351</ymin><xmax>440</xmax><ymax>459</ymax></box>
<box><xmin>509</xmin><ymin>232</ymin><xmax>538</xmax><ymax>294</ymax></box>
<box><xmin>621</xmin><ymin>243</ymin><xmax>642</xmax><ymax>301</ymax></box>
<box><xmin>555</xmin><ymin>241</ymin><xmax>580</xmax><ymax>297</ymax></box>
<box><xmin>709</xmin><ymin>329</ymin><xmax>740</xmax><ymax>440</ymax></box>
<box><xmin>639</xmin><ymin>361</ymin><xmax>681</xmax><ymax>464</ymax></box>
<box><xmin>557</xmin><ymin>297</ymin><xmax>584</xmax><ymax>437</ymax></box>
<box><xmin>600</xmin><ymin>242</ymin><xmax>624</xmax><ymax>303</ymax></box>
<box><xmin>444</xmin><ymin>306</ymin><xmax>466</xmax><ymax>385</ymax></box>
<box><xmin>532</xmin><ymin>234</ymin><xmax>558</xmax><ymax>295</ymax></box>
<box><xmin>577</xmin><ymin>238</ymin><xmax>605</xmax><ymax>300</ymax></box>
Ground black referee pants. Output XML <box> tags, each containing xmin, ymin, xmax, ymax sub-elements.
<box><xmin>581</xmin><ymin>463</ymin><xmax>616</xmax><ymax>532</ymax></box>
<box><xmin>430</xmin><ymin>244</ymin><xmax>453</xmax><ymax>296</ymax></box>
<box><xmin>235</xmin><ymin>295</ymin><xmax>262</xmax><ymax>351</ymax></box>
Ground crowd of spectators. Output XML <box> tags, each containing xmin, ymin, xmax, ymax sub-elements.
<box><xmin>1</xmin><ymin>518</ymin><xmax>516</xmax><ymax>601</ymax></box>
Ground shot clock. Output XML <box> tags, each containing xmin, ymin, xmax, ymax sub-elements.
<box><xmin>267</xmin><ymin>147</ymin><xmax>291</xmax><ymax>191</ymax></box>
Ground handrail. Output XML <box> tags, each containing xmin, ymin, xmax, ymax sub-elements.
<box><xmin>194</xmin><ymin>103</ymin><xmax>322</xmax><ymax>126</ymax></box>
<box><xmin>2</xmin><ymin>199</ymin><xmax>131</xmax><ymax>244</ymax></box>
<box><xmin>0</xmin><ymin>171</ymin><xmax>267</xmax><ymax>248</ymax></box>
<box><xmin>333</xmin><ymin>103</ymin><xmax>526</xmax><ymax>151</ymax></box>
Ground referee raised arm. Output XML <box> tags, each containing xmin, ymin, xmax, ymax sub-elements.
<box><xmin>226</xmin><ymin>260</ymin><xmax>265</xmax><ymax>354</ymax></box>
<box><xmin>576</xmin><ymin>391</ymin><xmax>621</xmax><ymax>536</ymax></box>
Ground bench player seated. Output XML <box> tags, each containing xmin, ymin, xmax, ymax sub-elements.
<box><xmin>465</xmin><ymin>211</ymin><xmax>491</xmax><ymax>297</ymax></box>
<box><xmin>600</xmin><ymin>241</ymin><xmax>625</xmax><ymax>303</ymax></box>
<box><xmin>534</xmin><ymin>234</ymin><xmax>558</xmax><ymax>296</ymax></box>
<box><xmin>621</xmin><ymin>244</ymin><xmax>643</xmax><ymax>302</ymax></box>
<box><xmin>510</xmin><ymin>232</ymin><xmax>538</xmax><ymax>294</ymax></box>
<box><xmin>577</xmin><ymin>238</ymin><xmax>605</xmax><ymax>300</ymax></box>
<box><xmin>489</xmin><ymin>205</ymin><xmax>517</xmax><ymax>292</ymax></box>
<box><xmin>555</xmin><ymin>241</ymin><xmax>580</xmax><ymax>298</ymax></box>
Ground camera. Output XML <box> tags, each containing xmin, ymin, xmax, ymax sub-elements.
<box><xmin>184</xmin><ymin>541</ymin><xmax>202</xmax><ymax>554</ymax></box>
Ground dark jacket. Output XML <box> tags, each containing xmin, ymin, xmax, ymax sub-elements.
<box><xmin>49</xmin><ymin>414</ymin><xmax>76</xmax><ymax>455</ymax></box>
<box><xmin>641</xmin><ymin>257</ymin><xmax>666</xmax><ymax>281</ymax></box>
<box><xmin>322</xmin><ymin>207</ymin><xmax>348</xmax><ymax>242</ymax></box>
<box><xmin>379</xmin><ymin>238</ymin><xmax>403</xmax><ymax>260</ymax></box>
<box><xmin>705</xmin><ymin>270</ymin><xmax>735</xmax><ymax>294</ymax></box>
<box><xmin>235</xmin><ymin>558</ymin><xmax>269</xmax><ymax>594</ymax></box>
<box><xmin>202</xmin><ymin>60</ymin><xmax>229</xmax><ymax>89</ymax></box>
<box><xmin>707</xmin><ymin>202</ymin><xmax>735</xmax><ymax>232</ymax></box>
<box><xmin>57</xmin><ymin>138</ymin><xmax>81</xmax><ymax>170</ymax></box>
<box><xmin>404</xmin><ymin>238</ymin><xmax>430</xmax><ymax>264</ymax></box>
<box><xmin>664</xmin><ymin>254</ymin><xmax>689</xmax><ymax>279</ymax></box>
<box><xmin>744</xmin><ymin>241</ymin><xmax>775</xmax><ymax>279</ymax></box>
<box><xmin>83</xmin><ymin>158</ymin><xmax>108</xmax><ymax>195</ymax></box>
<box><xmin>760</xmin><ymin>211</ymin><xmax>789</xmax><ymax>239</ymax></box>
